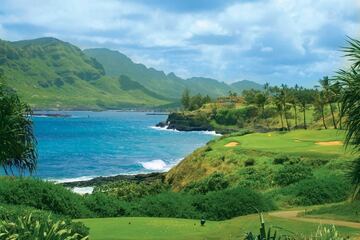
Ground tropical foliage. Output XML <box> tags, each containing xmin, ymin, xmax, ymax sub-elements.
<box><xmin>0</xmin><ymin>83</ymin><xmax>37</xmax><ymax>175</ymax></box>
<box><xmin>0</xmin><ymin>213</ymin><xmax>88</xmax><ymax>240</ymax></box>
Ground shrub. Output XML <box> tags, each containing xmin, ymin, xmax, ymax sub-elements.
<box><xmin>183</xmin><ymin>173</ymin><xmax>229</xmax><ymax>194</ymax></box>
<box><xmin>0</xmin><ymin>177</ymin><xmax>91</xmax><ymax>218</ymax></box>
<box><xmin>274</xmin><ymin>164</ymin><xmax>313</xmax><ymax>186</ymax></box>
<box><xmin>94</xmin><ymin>180</ymin><xmax>168</xmax><ymax>201</ymax></box>
<box><xmin>83</xmin><ymin>193</ymin><xmax>127</xmax><ymax>217</ymax></box>
<box><xmin>273</xmin><ymin>155</ymin><xmax>289</xmax><ymax>165</ymax></box>
<box><xmin>194</xmin><ymin>187</ymin><xmax>275</xmax><ymax>220</ymax></box>
<box><xmin>278</xmin><ymin>176</ymin><xmax>350</xmax><ymax>206</ymax></box>
<box><xmin>236</xmin><ymin>167</ymin><xmax>275</xmax><ymax>190</ymax></box>
<box><xmin>244</xmin><ymin>158</ymin><xmax>255</xmax><ymax>167</ymax></box>
<box><xmin>0</xmin><ymin>213</ymin><xmax>89</xmax><ymax>240</ymax></box>
<box><xmin>131</xmin><ymin>192</ymin><xmax>199</xmax><ymax>219</ymax></box>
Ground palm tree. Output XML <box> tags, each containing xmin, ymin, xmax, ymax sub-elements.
<box><xmin>270</xmin><ymin>86</ymin><xmax>285</xmax><ymax>130</ymax></box>
<box><xmin>337</xmin><ymin>37</ymin><xmax>360</xmax><ymax>150</ymax></box>
<box><xmin>280</xmin><ymin>85</ymin><xmax>291</xmax><ymax>131</ymax></box>
<box><xmin>330</xmin><ymin>81</ymin><xmax>343</xmax><ymax>129</ymax></box>
<box><xmin>336</xmin><ymin>37</ymin><xmax>360</xmax><ymax>200</ymax></box>
<box><xmin>0</xmin><ymin>84</ymin><xmax>37</xmax><ymax>176</ymax></box>
<box><xmin>314</xmin><ymin>88</ymin><xmax>328</xmax><ymax>129</ymax></box>
<box><xmin>320</xmin><ymin>76</ymin><xmax>337</xmax><ymax>129</ymax></box>
<box><xmin>289</xmin><ymin>85</ymin><xmax>299</xmax><ymax>128</ymax></box>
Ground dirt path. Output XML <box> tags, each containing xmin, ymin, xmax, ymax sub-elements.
<box><xmin>269</xmin><ymin>210</ymin><xmax>360</xmax><ymax>229</ymax></box>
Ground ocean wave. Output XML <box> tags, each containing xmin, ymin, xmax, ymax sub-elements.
<box><xmin>200</xmin><ymin>131</ymin><xmax>222</xmax><ymax>136</ymax></box>
<box><xmin>140</xmin><ymin>159</ymin><xmax>171</xmax><ymax>171</ymax></box>
<box><xmin>72</xmin><ymin>187</ymin><xmax>94</xmax><ymax>195</ymax></box>
<box><xmin>48</xmin><ymin>176</ymin><xmax>97</xmax><ymax>183</ymax></box>
<box><xmin>149</xmin><ymin>126</ymin><xmax>179</xmax><ymax>132</ymax></box>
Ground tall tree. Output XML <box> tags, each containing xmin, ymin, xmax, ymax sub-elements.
<box><xmin>0</xmin><ymin>84</ymin><xmax>37</xmax><ymax>176</ymax></box>
<box><xmin>270</xmin><ymin>87</ymin><xmax>285</xmax><ymax>130</ymax></box>
<box><xmin>315</xmin><ymin>89</ymin><xmax>328</xmax><ymax>129</ymax></box>
<box><xmin>181</xmin><ymin>88</ymin><xmax>190</xmax><ymax>110</ymax></box>
<box><xmin>298</xmin><ymin>87</ymin><xmax>312</xmax><ymax>129</ymax></box>
<box><xmin>289</xmin><ymin>85</ymin><xmax>299</xmax><ymax>128</ymax></box>
<box><xmin>320</xmin><ymin>76</ymin><xmax>337</xmax><ymax>129</ymax></box>
<box><xmin>280</xmin><ymin>85</ymin><xmax>291</xmax><ymax>131</ymax></box>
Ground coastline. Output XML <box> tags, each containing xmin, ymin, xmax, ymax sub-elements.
<box><xmin>61</xmin><ymin>172</ymin><xmax>165</xmax><ymax>188</ymax></box>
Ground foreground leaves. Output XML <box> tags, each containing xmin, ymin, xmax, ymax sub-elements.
<box><xmin>0</xmin><ymin>213</ymin><xmax>88</xmax><ymax>240</ymax></box>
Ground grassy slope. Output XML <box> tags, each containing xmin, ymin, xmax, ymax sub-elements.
<box><xmin>166</xmin><ymin>129</ymin><xmax>354</xmax><ymax>190</ymax></box>
<box><xmin>79</xmin><ymin>214</ymin><xmax>360</xmax><ymax>240</ymax></box>
<box><xmin>307</xmin><ymin>201</ymin><xmax>360</xmax><ymax>223</ymax></box>
<box><xmin>0</xmin><ymin>38</ymin><xmax>169</xmax><ymax>109</ymax></box>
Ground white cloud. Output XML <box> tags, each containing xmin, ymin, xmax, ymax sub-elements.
<box><xmin>0</xmin><ymin>0</ymin><xmax>359</xmax><ymax>86</ymax></box>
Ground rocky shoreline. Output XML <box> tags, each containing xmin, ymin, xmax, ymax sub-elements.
<box><xmin>61</xmin><ymin>172</ymin><xmax>165</xmax><ymax>188</ymax></box>
<box><xmin>156</xmin><ymin>112</ymin><xmax>213</xmax><ymax>132</ymax></box>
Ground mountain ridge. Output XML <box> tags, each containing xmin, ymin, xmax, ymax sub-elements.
<box><xmin>0</xmin><ymin>37</ymin><xmax>263</xmax><ymax>109</ymax></box>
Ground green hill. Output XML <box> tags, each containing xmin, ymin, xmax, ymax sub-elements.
<box><xmin>231</xmin><ymin>80</ymin><xmax>263</xmax><ymax>92</ymax></box>
<box><xmin>84</xmin><ymin>48</ymin><xmax>263</xmax><ymax>99</ymax></box>
<box><xmin>0</xmin><ymin>38</ymin><xmax>169</xmax><ymax>109</ymax></box>
<box><xmin>0</xmin><ymin>37</ymin><xmax>262</xmax><ymax>109</ymax></box>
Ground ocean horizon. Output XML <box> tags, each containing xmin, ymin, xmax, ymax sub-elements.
<box><xmin>32</xmin><ymin>111</ymin><xmax>217</xmax><ymax>182</ymax></box>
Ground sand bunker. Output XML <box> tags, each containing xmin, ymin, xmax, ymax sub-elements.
<box><xmin>315</xmin><ymin>141</ymin><xmax>343</xmax><ymax>146</ymax></box>
<box><xmin>224</xmin><ymin>142</ymin><xmax>239</xmax><ymax>147</ymax></box>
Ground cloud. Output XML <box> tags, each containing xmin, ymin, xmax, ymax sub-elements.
<box><xmin>0</xmin><ymin>0</ymin><xmax>359</xmax><ymax>87</ymax></box>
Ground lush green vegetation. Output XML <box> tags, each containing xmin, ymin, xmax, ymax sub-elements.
<box><xmin>0</xmin><ymin>213</ymin><xmax>88</xmax><ymax>240</ymax></box>
<box><xmin>166</xmin><ymin>129</ymin><xmax>353</xmax><ymax>191</ymax></box>
<box><xmin>1</xmin><ymin>36</ymin><xmax>360</xmax><ymax>239</ymax></box>
<box><xmin>0</xmin><ymin>204</ymin><xmax>89</xmax><ymax>237</ymax></box>
<box><xmin>0</xmin><ymin>38</ymin><xmax>169</xmax><ymax>109</ymax></box>
<box><xmin>0</xmin><ymin>83</ymin><xmax>37</xmax><ymax>175</ymax></box>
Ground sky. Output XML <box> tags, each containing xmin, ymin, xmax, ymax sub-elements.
<box><xmin>0</xmin><ymin>0</ymin><xmax>359</xmax><ymax>87</ymax></box>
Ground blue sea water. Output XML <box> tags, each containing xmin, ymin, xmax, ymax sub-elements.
<box><xmin>33</xmin><ymin>111</ymin><xmax>216</xmax><ymax>181</ymax></box>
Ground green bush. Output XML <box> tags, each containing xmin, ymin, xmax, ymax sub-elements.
<box><xmin>194</xmin><ymin>187</ymin><xmax>275</xmax><ymax>220</ymax></box>
<box><xmin>0</xmin><ymin>213</ymin><xmax>88</xmax><ymax>240</ymax></box>
<box><xmin>236</xmin><ymin>167</ymin><xmax>274</xmax><ymax>190</ymax></box>
<box><xmin>215</xmin><ymin>107</ymin><xmax>258</xmax><ymax>126</ymax></box>
<box><xmin>278</xmin><ymin>176</ymin><xmax>350</xmax><ymax>206</ymax></box>
<box><xmin>244</xmin><ymin>158</ymin><xmax>255</xmax><ymax>167</ymax></box>
<box><xmin>183</xmin><ymin>173</ymin><xmax>229</xmax><ymax>194</ymax></box>
<box><xmin>0</xmin><ymin>177</ymin><xmax>91</xmax><ymax>218</ymax></box>
<box><xmin>273</xmin><ymin>155</ymin><xmax>289</xmax><ymax>165</ymax></box>
<box><xmin>131</xmin><ymin>192</ymin><xmax>200</xmax><ymax>219</ymax></box>
<box><xmin>274</xmin><ymin>164</ymin><xmax>313</xmax><ymax>186</ymax></box>
<box><xmin>94</xmin><ymin>180</ymin><xmax>168</xmax><ymax>201</ymax></box>
<box><xmin>83</xmin><ymin>193</ymin><xmax>127</xmax><ymax>217</ymax></box>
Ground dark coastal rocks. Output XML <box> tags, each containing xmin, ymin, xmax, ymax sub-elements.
<box><xmin>156</xmin><ymin>112</ymin><xmax>213</xmax><ymax>132</ymax></box>
<box><xmin>62</xmin><ymin>172</ymin><xmax>165</xmax><ymax>188</ymax></box>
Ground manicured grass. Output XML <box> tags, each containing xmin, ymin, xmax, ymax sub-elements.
<box><xmin>216</xmin><ymin>129</ymin><xmax>350</xmax><ymax>156</ymax></box>
<box><xmin>79</xmin><ymin>214</ymin><xmax>360</xmax><ymax>240</ymax></box>
<box><xmin>308</xmin><ymin>201</ymin><xmax>360</xmax><ymax>223</ymax></box>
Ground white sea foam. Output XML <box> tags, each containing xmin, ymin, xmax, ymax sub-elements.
<box><xmin>48</xmin><ymin>176</ymin><xmax>97</xmax><ymax>183</ymax></box>
<box><xmin>150</xmin><ymin>126</ymin><xmax>179</xmax><ymax>132</ymax></box>
<box><xmin>72</xmin><ymin>187</ymin><xmax>94</xmax><ymax>195</ymax></box>
<box><xmin>140</xmin><ymin>159</ymin><xmax>170</xmax><ymax>171</ymax></box>
<box><xmin>201</xmin><ymin>131</ymin><xmax>222</xmax><ymax>136</ymax></box>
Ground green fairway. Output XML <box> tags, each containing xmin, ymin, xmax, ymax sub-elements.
<box><xmin>79</xmin><ymin>214</ymin><xmax>360</xmax><ymax>240</ymax></box>
<box><xmin>217</xmin><ymin>129</ymin><xmax>350</xmax><ymax>156</ymax></box>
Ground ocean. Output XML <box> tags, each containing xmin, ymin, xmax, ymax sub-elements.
<box><xmin>32</xmin><ymin>111</ymin><xmax>217</xmax><ymax>182</ymax></box>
